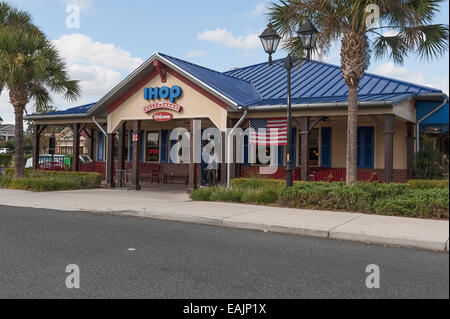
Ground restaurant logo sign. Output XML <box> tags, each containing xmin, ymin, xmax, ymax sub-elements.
<box><xmin>152</xmin><ymin>112</ymin><xmax>173</xmax><ymax>122</ymax></box>
<box><xmin>144</xmin><ymin>102</ymin><xmax>183</xmax><ymax>113</ymax></box>
<box><xmin>144</xmin><ymin>86</ymin><xmax>183</xmax><ymax>122</ymax></box>
<box><xmin>144</xmin><ymin>85</ymin><xmax>182</xmax><ymax>103</ymax></box>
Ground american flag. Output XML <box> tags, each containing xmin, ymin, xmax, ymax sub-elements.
<box><xmin>250</xmin><ymin>118</ymin><xmax>287</xmax><ymax>146</ymax></box>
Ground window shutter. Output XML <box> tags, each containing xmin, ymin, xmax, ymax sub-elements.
<box><xmin>160</xmin><ymin>130</ymin><xmax>169</xmax><ymax>163</ymax></box>
<box><xmin>97</xmin><ymin>131</ymin><xmax>104</xmax><ymax>162</ymax></box>
<box><xmin>243</xmin><ymin>135</ymin><xmax>249</xmax><ymax>166</ymax></box>
<box><xmin>128</xmin><ymin>131</ymin><xmax>133</xmax><ymax>162</ymax></box>
<box><xmin>357</xmin><ymin>127</ymin><xmax>374</xmax><ymax>169</ymax></box>
<box><xmin>278</xmin><ymin>145</ymin><xmax>283</xmax><ymax>167</ymax></box>
<box><xmin>140</xmin><ymin>131</ymin><xmax>144</xmax><ymax>163</ymax></box>
<box><xmin>321</xmin><ymin>127</ymin><xmax>332</xmax><ymax>167</ymax></box>
<box><xmin>291</xmin><ymin>127</ymin><xmax>297</xmax><ymax>166</ymax></box>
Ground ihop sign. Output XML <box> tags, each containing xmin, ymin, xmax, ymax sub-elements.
<box><xmin>144</xmin><ymin>85</ymin><xmax>182</xmax><ymax>103</ymax></box>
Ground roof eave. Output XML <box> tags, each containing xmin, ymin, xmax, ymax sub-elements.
<box><xmin>88</xmin><ymin>52</ymin><xmax>239</xmax><ymax>116</ymax></box>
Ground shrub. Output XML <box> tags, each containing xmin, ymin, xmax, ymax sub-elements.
<box><xmin>407</xmin><ymin>179</ymin><xmax>449</xmax><ymax>189</ymax></box>
<box><xmin>0</xmin><ymin>169</ymin><xmax>101</xmax><ymax>192</ymax></box>
<box><xmin>192</xmin><ymin>178</ymin><xmax>449</xmax><ymax>219</ymax></box>
<box><xmin>0</xmin><ymin>154</ymin><xmax>13</xmax><ymax>168</ymax></box>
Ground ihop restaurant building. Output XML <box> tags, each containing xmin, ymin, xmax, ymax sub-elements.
<box><xmin>26</xmin><ymin>52</ymin><xmax>449</xmax><ymax>190</ymax></box>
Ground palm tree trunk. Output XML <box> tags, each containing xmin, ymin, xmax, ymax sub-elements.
<box><xmin>14</xmin><ymin>105</ymin><xmax>25</xmax><ymax>178</ymax></box>
<box><xmin>346</xmin><ymin>86</ymin><xmax>358</xmax><ymax>186</ymax></box>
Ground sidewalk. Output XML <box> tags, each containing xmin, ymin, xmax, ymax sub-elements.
<box><xmin>0</xmin><ymin>188</ymin><xmax>448</xmax><ymax>252</ymax></box>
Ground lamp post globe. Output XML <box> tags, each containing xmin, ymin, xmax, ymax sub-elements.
<box><xmin>297</xmin><ymin>19</ymin><xmax>319</xmax><ymax>61</ymax></box>
<box><xmin>259</xmin><ymin>23</ymin><xmax>281</xmax><ymax>66</ymax></box>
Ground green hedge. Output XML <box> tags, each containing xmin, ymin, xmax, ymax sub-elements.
<box><xmin>0</xmin><ymin>169</ymin><xmax>101</xmax><ymax>192</ymax></box>
<box><xmin>0</xmin><ymin>154</ymin><xmax>13</xmax><ymax>168</ymax></box>
<box><xmin>191</xmin><ymin>178</ymin><xmax>449</xmax><ymax>219</ymax></box>
<box><xmin>407</xmin><ymin>179</ymin><xmax>449</xmax><ymax>189</ymax></box>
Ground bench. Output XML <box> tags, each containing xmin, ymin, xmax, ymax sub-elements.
<box><xmin>164</xmin><ymin>174</ymin><xmax>189</xmax><ymax>185</ymax></box>
<box><xmin>140</xmin><ymin>164</ymin><xmax>161</xmax><ymax>184</ymax></box>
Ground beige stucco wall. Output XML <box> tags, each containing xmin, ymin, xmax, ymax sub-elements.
<box><xmin>107</xmin><ymin>71</ymin><xmax>228</xmax><ymax>133</ymax></box>
<box><xmin>290</xmin><ymin>115</ymin><xmax>408</xmax><ymax>170</ymax></box>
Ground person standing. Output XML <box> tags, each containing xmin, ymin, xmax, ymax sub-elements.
<box><xmin>207</xmin><ymin>148</ymin><xmax>219</xmax><ymax>187</ymax></box>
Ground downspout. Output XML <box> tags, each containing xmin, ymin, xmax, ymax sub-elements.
<box><xmin>416</xmin><ymin>94</ymin><xmax>448</xmax><ymax>152</ymax></box>
<box><xmin>92</xmin><ymin>116</ymin><xmax>109</xmax><ymax>183</ymax></box>
<box><xmin>227</xmin><ymin>109</ymin><xmax>248</xmax><ymax>188</ymax></box>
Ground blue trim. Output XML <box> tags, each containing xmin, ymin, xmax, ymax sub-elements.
<box><xmin>357</xmin><ymin>127</ymin><xmax>374</xmax><ymax>169</ymax></box>
<box><xmin>321</xmin><ymin>127</ymin><xmax>332</xmax><ymax>167</ymax></box>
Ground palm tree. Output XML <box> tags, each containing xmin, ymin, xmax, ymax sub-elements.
<box><xmin>268</xmin><ymin>0</ymin><xmax>448</xmax><ymax>185</ymax></box>
<box><xmin>0</xmin><ymin>4</ymin><xmax>80</xmax><ymax>178</ymax></box>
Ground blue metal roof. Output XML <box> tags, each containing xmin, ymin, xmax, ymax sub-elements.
<box><xmin>158</xmin><ymin>53</ymin><xmax>261</xmax><ymax>106</ymax></box>
<box><xmin>417</xmin><ymin>101</ymin><xmax>449</xmax><ymax>125</ymax></box>
<box><xmin>29</xmin><ymin>103</ymin><xmax>96</xmax><ymax>117</ymax></box>
<box><xmin>224</xmin><ymin>59</ymin><xmax>441</xmax><ymax>107</ymax></box>
<box><xmin>28</xmin><ymin>54</ymin><xmax>444</xmax><ymax>118</ymax></box>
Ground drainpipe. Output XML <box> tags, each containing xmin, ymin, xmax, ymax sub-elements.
<box><xmin>416</xmin><ymin>94</ymin><xmax>448</xmax><ymax>152</ymax></box>
<box><xmin>227</xmin><ymin>109</ymin><xmax>248</xmax><ymax>188</ymax></box>
<box><xmin>92</xmin><ymin>116</ymin><xmax>109</xmax><ymax>183</ymax></box>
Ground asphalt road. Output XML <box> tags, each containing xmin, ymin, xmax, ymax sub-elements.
<box><xmin>0</xmin><ymin>205</ymin><xmax>448</xmax><ymax>299</ymax></box>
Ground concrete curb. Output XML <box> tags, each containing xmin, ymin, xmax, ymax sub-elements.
<box><xmin>108</xmin><ymin>209</ymin><xmax>449</xmax><ymax>253</ymax></box>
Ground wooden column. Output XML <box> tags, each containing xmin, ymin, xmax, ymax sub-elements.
<box><xmin>118</xmin><ymin>123</ymin><xmax>126</xmax><ymax>170</ymax></box>
<box><xmin>221</xmin><ymin>131</ymin><xmax>227</xmax><ymax>186</ymax></box>
<box><xmin>131</xmin><ymin>120</ymin><xmax>141</xmax><ymax>190</ymax></box>
<box><xmin>106</xmin><ymin>133</ymin><xmax>116</xmax><ymax>188</ymax></box>
<box><xmin>72</xmin><ymin>123</ymin><xmax>80</xmax><ymax>172</ymax></box>
<box><xmin>406</xmin><ymin>122</ymin><xmax>415</xmax><ymax>180</ymax></box>
<box><xmin>187</xmin><ymin>119</ymin><xmax>199</xmax><ymax>193</ymax></box>
<box><xmin>33</xmin><ymin>124</ymin><xmax>46</xmax><ymax>170</ymax></box>
<box><xmin>300</xmin><ymin>117</ymin><xmax>310</xmax><ymax>181</ymax></box>
<box><xmin>384</xmin><ymin>115</ymin><xmax>395</xmax><ymax>183</ymax></box>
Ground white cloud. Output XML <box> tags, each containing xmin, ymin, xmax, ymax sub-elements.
<box><xmin>52</xmin><ymin>33</ymin><xmax>144</xmax><ymax>72</ymax></box>
<box><xmin>61</xmin><ymin>0</ymin><xmax>94</xmax><ymax>11</ymax></box>
<box><xmin>249</xmin><ymin>3</ymin><xmax>266</xmax><ymax>16</ymax></box>
<box><xmin>197</xmin><ymin>28</ymin><xmax>260</xmax><ymax>50</ymax></box>
<box><xmin>186</xmin><ymin>50</ymin><xmax>205</xmax><ymax>58</ymax></box>
<box><xmin>374</xmin><ymin>62</ymin><xmax>449</xmax><ymax>95</ymax></box>
<box><xmin>0</xmin><ymin>90</ymin><xmax>13</xmax><ymax>124</ymax></box>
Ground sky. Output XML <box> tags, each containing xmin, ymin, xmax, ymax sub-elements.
<box><xmin>0</xmin><ymin>0</ymin><xmax>449</xmax><ymax>124</ymax></box>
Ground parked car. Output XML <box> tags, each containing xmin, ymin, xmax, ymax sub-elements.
<box><xmin>0</xmin><ymin>148</ymin><xmax>12</xmax><ymax>154</ymax></box>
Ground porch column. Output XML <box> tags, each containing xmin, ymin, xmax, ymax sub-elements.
<box><xmin>300</xmin><ymin>117</ymin><xmax>310</xmax><ymax>181</ymax></box>
<box><xmin>118</xmin><ymin>123</ymin><xmax>126</xmax><ymax>170</ymax></box>
<box><xmin>33</xmin><ymin>124</ymin><xmax>46</xmax><ymax>170</ymax></box>
<box><xmin>220</xmin><ymin>131</ymin><xmax>227</xmax><ymax>186</ymax></box>
<box><xmin>384</xmin><ymin>115</ymin><xmax>395</xmax><ymax>183</ymax></box>
<box><xmin>106</xmin><ymin>133</ymin><xmax>116</xmax><ymax>188</ymax></box>
<box><xmin>131</xmin><ymin>120</ymin><xmax>141</xmax><ymax>190</ymax></box>
<box><xmin>406</xmin><ymin>122</ymin><xmax>415</xmax><ymax>180</ymax></box>
<box><xmin>187</xmin><ymin>119</ymin><xmax>199</xmax><ymax>193</ymax></box>
<box><xmin>72</xmin><ymin>123</ymin><xmax>80</xmax><ymax>172</ymax></box>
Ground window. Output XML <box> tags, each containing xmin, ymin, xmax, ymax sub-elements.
<box><xmin>357</xmin><ymin>127</ymin><xmax>374</xmax><ymax>169</ymax></box>
<box><xmin>298</xmin><ymin>128</ymin><xmax>319</xmax><ymax>167</ymax></box>
<box><xmin>146</xmin><ymin>131</ymin><xmax>160</xmax><ymax>162</ymax></box>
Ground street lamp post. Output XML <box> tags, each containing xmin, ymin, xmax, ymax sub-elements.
<box><xmin>259</xmin><ymin>20</ymin><xmax>319</xmax><ymax>187</ymax></box>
